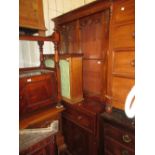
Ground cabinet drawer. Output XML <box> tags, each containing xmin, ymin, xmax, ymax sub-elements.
<box><xmin>104</xmin><ymin>137</ymin><xmax>134</xmax><ymax>155</ymax></box>
<box><xmin>113</xmin><ymin>0</ymin><xmax>135</xmax><ymax>24</ymax></box>
<box><xmin>113</xmin><ymin>50</ymin><xmax>135</xmax><ymax>76</ymax></box>
<box><xmin>104</xmin><ymin>123</ymin><xmax>134</xmax><ymax>149</ymax></box>
<box><xmin>112</xmin><ymin>23</ymin><xmax>135</xmax><ymax>48</ymax></box>
<box><xmin>63</xmin><ymin>109</ymin><xmax>95</xmax><ymax>134</ymax></box>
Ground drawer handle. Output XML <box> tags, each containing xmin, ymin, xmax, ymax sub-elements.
<box><xmin>97</xmin><ymin>61</ymin><xmax>101</xmax><ymax>64</ymax></box>
<box><xmin>130</xmin><ymin>59</ymin><xmax>135</xmax><ymax>67</ymax></box>
<box><xmin>122</xmin><ymin>150</ymin><xmax>129</xmax><ymax>155</ymax></box>
<box><xmin>122</xmin><ymin>134</ymin><xmax>132</xmax><ymax>143</ymax></box>
<box><xmin>77</xmin><ymin>116</ymin><xmax>82</xmax><ymax>120</ymax></box>
<box><xmin>120</xmin><ymin>6</ymin><xmax>125</xmax><ymax>11</ymax></box>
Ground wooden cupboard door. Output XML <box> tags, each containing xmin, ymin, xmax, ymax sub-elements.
<box><xmin>60</xmin><ymin>21</ymin><xmax>79</xmax><ymax>54</ymax></box>
<box><xmin>112</xmin><ymin>23</ymin><xmax>135</xmax><ymax>48</ymax></box>
<box><xmin>19</xmin><ymin>74</ymin><xmax>57</xmax><ymax>115</ymax></box>
<box><xmin>19</xmin><ymin>0</ymin><xmax>45</xmax><ymax>30</ymax></box>
<box><xmin>113</xmin><ymin>0</ymin><xmax>135</xmax><ymax>24</ymax></box>
<box><xmin>83</xmin><ymin>59</ymin><xmax>103</xmax><ymax>97</ymax></box>
<box><xmin>59</xmin><ymin>56</ymin><xmax>83</xmax><ymax>104</ymax></box>
<box><xmin>112</xmin><ymin>50</ymin><xmax>135</xmax><ymax>77</ymax></box>
<box><xmin>62</xmin><ymin>117</ymin><xmax>90</xmax><ymax>155</ymax></box>
<box><xmin>79</xmin><ymin>11</ymin><xmax>109</xmax><ymax>59</ymax></box>
<box><xmin>111</xmin><ymin>77</ymin><xmax>134</xmax><ymax>110</ymax></box>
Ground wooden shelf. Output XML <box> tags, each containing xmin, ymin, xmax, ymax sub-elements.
<box><xmin>20</xmin><ymin>106</ymin><xmax>64</xmax><ymax>129</ymax></box>
<box><xmin>19</xmin><ymin>33</ymin><xmax>59</xmax><ymax>42</ymax></box>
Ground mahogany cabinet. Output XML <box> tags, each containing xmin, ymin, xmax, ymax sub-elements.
<box><xmin>107</xmin><ymin>0</ymin><xmax>135</xmax><ymax>110</ymax></box>
<box><xmin>61</xmin><ymin>100</ymin><xmax>105</xmax><ymax>155</ymax></box>
<box><xmin>19</xmin><ymin>69</ymin><xmax>58</xmax><ymax>117</ymax></box>
<box><xmin>19</xmin><ymin>0</ymin><xmax>46</xmax><ymax>35</ymax></box>
<box><xmin>53</xmin><ymin>1</ymin><xmax>112</xmax><ymax>101</ymax></box>
<box><xmin>99</xmin><ymin>108</ymin><xmax>135</xmax><ymax>155</ymax></box>
<box><xmin>20</xmin><ymin>134</ymin><xmax>56</xmax><ymax>155</ymax></box>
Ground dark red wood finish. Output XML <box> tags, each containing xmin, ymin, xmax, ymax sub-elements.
<box><xmin>20</xmin><ymin>135</ymin><xmax>56</xmax><ymax>155</ymax></box>
<box><xmin>19</xmin><ymin>70</ymin><xmax>58</xmax><ymax>117</ymax></box>
<box><xmin>62</xmin><ymin>100</ymin><xmax>105</xmax><ymax>155</ymax></box>
<box><xmin>99</xmin><ymin>108</ymin><xmax>135</xmax><ymax>155</ymax></box>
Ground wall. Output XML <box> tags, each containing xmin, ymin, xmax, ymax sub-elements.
<box><xmin>19</xmin><ymin>0</ymin><xmax>96</xmax><ymax>68</ymax></box>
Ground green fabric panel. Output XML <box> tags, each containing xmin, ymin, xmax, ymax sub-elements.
<box><xmin>59</xmin><ymin>60</ymin><xmax>71</xmax><ymax>99</ymax></box>
<box><xmin>44</xmin><ymin>59</ymin><xmax>55</xmax><ymax>68</ymax></box>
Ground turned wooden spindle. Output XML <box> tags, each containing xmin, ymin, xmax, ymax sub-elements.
<box><xmin>53</xmin><ymin>31</ymin><xmax>62</xmax><ymax>108</ymax></box>
<box><xmin>38</xmin><ymin>41</ymin><xmax>44</xmax><ymax>69</ymax></box>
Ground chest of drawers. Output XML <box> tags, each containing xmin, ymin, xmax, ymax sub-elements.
<box><xmin>107</xmin><ymin>0</ymin><xmax>135</xmax><ymax>110</ymax></box>
<box><xmin>62</xmin><ymin>99</ymin><xmax>105</xmax><ymax>155</ymax></box>
<box><xmin>100</xmin><ymin>108</ymin><xmax>135</xmax><ymax>155</ymax></box>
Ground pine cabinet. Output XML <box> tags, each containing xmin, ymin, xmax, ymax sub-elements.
<box><xmin>107</xmin><ymin>0</ymin><xmax>135</xmax><ymax>110</ymax></box>
<box><xmin>59</xmin><ymin>54</ymin><xmax>83</xmax><ymax>104</ymax></box>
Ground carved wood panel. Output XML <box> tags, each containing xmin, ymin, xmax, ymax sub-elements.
<box><xmin>60</xmin><ymin>21</ymin><xmax>80</xmax><ymax>54</ymax></box>
<box><xmin>79</xmin><ymin>11</ymin><xmax>109</xmax><ymax>59</ymax></box>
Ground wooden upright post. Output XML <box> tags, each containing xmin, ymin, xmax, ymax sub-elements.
<box><xmin>53</xmin><ymin>31</ymin><xmax>63</xmax><ymax>108</ymax></box>
<box><xmin>38</xmin><ymin>41</ymin><xmax>44</xmax><ymax>69</ymax></box>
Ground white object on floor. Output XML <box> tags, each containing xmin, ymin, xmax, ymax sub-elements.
<box><xmin>20</xmin><ymin>120</ymin><xmax>59</xmax><ymax>134</ymax></box>
<box><xmin>125</xmin><ymin>86</ymin><xmax>135</xmax><ymax>118</ymax></box>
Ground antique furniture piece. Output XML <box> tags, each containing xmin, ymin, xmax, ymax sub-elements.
<box><xmin>44</xmin><ymin>53</ymin><xmax>83</xmax><ymax>104</ymax></box>
<box><xmin>62</xmin><ymin>99</ymin><xmax>105</xmax><ymax>155</ymax></box>
<box><xmin>19</xmin><ymin>0</ymin><xmax>46</xmax><ymax>35</ymax></box>
<box><xmin>19</xmin><ymin>32</ymin><xmax>62</xmax><ymax>117</ymax></box>
<box><xmin>100</xmin><ymin>108</ymin><xmax>135</xmax><ymax>155</ymax></box>
<box><xmin>20</xmin><ymin>130</ymin><xmax>56</xmax><ymax>155</ymax></box>
<box><xmin>19</xmin><ymin>30</ymin><xmax>65</xmax><ymax>154</ymax></box>
<box><xmin>106</xmin><ymin>0</ymin><xmax>135</xmax><ymax>110</ymax></box>
<box><xmin>51</xmin><ymin>0</ymin><xmax>135</xmax><ymax>155</ymax></box>
<box><xmin>52</xmin><ymin>0</ymin><xmax>135</xmax><ymax>110</ymax></box>
<box><xmin>59</xmin><ymin>54</ymin><xmax>83</xmax><ymax>104</ymax></box>
<box><xmin>19</xmin><ymin>69</ymin><xmax>58</xmax><ymax>117</ymax></box>
<box><xmin>52</xmin><ymin>1</ymin><xmax>112</xmax><ymax>102</ymax></box>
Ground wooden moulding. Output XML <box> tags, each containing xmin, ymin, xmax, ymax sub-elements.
<box><xmin>62</xmin><ymin>96</ymin><xmax>84</xmax><ymax>104</ymax></box>
<box><xmin>52</xmin><ymin>0</ymin><xmax>112</xmax><ymax>25</ymax></box>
